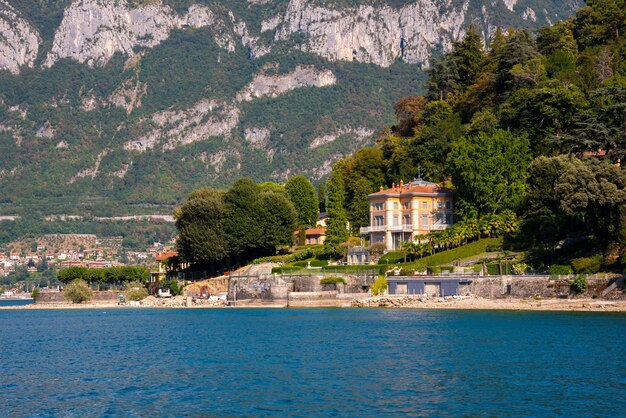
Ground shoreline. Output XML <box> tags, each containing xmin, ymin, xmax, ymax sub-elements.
<box><xmin>1</xmin><ymin>296</ymin><xmax>625</xmax><ymax>312</ymax></box>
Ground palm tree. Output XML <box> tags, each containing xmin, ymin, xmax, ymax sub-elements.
<box><xmin>400</xmin><ymin>241</ymin><xmax>412</xmax><ymax>262</ymax></box>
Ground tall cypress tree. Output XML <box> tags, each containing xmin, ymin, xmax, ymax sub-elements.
<box><xmin>285</xmin><ymin>175</ymin><xmax>318</xmax><ymax>227</ymax></box>
<box><xmin>324</xmin><ymin>169</ymin><xmax>349</xmax><ymax>255</ymax></box>
<box><xmin>317</xmin><ymin>183</ymin><xmax>326</xmax><ymax>213</ymax></box>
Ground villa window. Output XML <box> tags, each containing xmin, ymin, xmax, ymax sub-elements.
<box><xmin>393</xmin><ymin>202</ymin><xmax>398</xmax><ymax>210</ymax></box>
<box><xmin>421</xmin><ymin>214</ymin><xmax>429</xmax><ymax>229</ymax></box>
<box><xmin>446</xmin><ymin>214</ymin><xmax>453</xmax><ymax>225</ymax></box>
<box><xmin>422</xmin><ymin>201</ymin><xmax>428</xmax><ymax>209</ymax></box>
<box><xmin>393</xmin><ymin>215</ymin><xmax>399</xmax><ymax>226</ymax></box>
<box><xmin>403</xmin><ymin>215</ymin><xmax>410</xmax><ymax>225</ymax></box>
<box><xmin>445</xmin><ymin>201</ymin><xmax>451</xmax><ymax>210</ymax></box>
<box><xmin>437</xmin><ymin>201</ymin><xmax>443</xmax><ymax>209</ymax></box>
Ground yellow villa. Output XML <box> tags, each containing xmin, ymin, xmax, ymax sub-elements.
<box><xmin>360</xmin><ymin>178</ymin><xmax>454</xmax><ymax>251</ymax></box>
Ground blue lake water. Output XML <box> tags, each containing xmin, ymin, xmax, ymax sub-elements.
<box><xmin>0</xmin><ymin>308</ymin><xmax>625</xmax><ymax>417</ymax></box>
<box><xmin>0</xmin><ymin>299</ymin><xmax>33</xmax><ymax>307</ymax></box>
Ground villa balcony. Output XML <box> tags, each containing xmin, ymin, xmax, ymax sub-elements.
<box><xmin>360</xmin><ymin>225</ymin><xmax>414</xmax><ymax>234</ymax></box>
<box><xmin>428</xmin><ymin>223</ymin><xmax>449</xmax><ymax>231</ymax></box>
<box><xmin>360</xmin><ymin>225</ymin><xmax>385</xmax><ymax>234</ymax></box>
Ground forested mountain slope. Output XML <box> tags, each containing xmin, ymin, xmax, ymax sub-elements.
<box><xmin>0</xmin><ymin>0</ymin><xmax>580</xmax><ymax>218</ymax></box>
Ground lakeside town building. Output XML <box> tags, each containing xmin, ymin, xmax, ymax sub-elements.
<box><xmin>360</xmin><ymin>178</ymin><xmax>454</xmax><ymax>250</ymax></box>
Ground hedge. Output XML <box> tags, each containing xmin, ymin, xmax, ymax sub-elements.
<box><xmin>378</xmin><ymin>251</ymin><xmax>406</xmax><ymax>264</ymax></box>
<box><xmin>384</xmin><ymin>238</ymin><xmax>503</xmax><ymax>273</ymax></box>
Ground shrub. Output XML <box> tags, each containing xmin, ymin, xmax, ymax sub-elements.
<box><xmin>382</xmin><ymin>238</ymin><xmax>503</xmax><ymax>274</ymax></box>
<box><xmin>252</xmin><ymin>255</ymin><xmax>290</xmax><ymax>264</ymax></box>
<box><xmin>371</xmin><ymin>276</ymin><xmax>388</xmax><ymax>296</ymax></box>
<box><xmin>570</xmin><ymin>275</ymin><xmax>588</xmax><ymax>294</ymax></box>
<box><xmin>31</xmin><ymin>287</ymin><xmax>39</xmax><ymax>300</ymax></box>
<box><xmin>287</xmin><ymin>249</ymin><xmax>314</xmax><ymax>262</ymax></box>
<box><xmin>378</xmin><ymin>251</ymin><xmax>405</xmax><ymax>264</ymax></box>
<box><xmin>571</xmin><ymin>256</ymin><xmax>602</xmax><ymax>274</ymax></box>
<box><xmin>429</xmin><ymin>266</ymin><xmax>454</xmax><ymax>274</ymax></box>
<box><xmin>369</xmin><ymin>243</ymin><xmax>387</xmax><ymax>257</ymax></box>
<box><xmin>549</xmin><ymin>265</ymin><xmax>573</xmax><ymax>275</ymax></box>
<box><xmin>64</xmin><ymin>279</ymin><xmax>93</xmax><ymax>304</ymax></box>
<box><xmin>512</xmin><ymin>263</ymin><xmax>529</xmax><ymax>275</ymax></box>
<box><xmin>160</xmin><ymin>280</ymin><xmax>180</xmax><ymax>296</ymax></box>
<box><xmin>271</xmin><ymin>266</ymin><xmax>303</xmax><ymax>274</ymax></box>
<box><xmin>292</xmin><ymin>260</ymin><xmax>328</xmax><ymax>267</ymax></box>
<box><xmin>486</xmin><ymin>263</ymin><xmax>501</xmax><ymax>275</ymax></box>
<box><xmin>320</xmin><ymin>276</ymin><xmax>346</xmax><ymax>285</ymax></box>
<box><xmin>485</xmin><ymin>244</ymin><xmax>503</xmax><ymax>252</ymax></box>
<box><xmin>125</xmin><ymin>281</ymin><xmax>149</xmax><ymax>301</ymax></box>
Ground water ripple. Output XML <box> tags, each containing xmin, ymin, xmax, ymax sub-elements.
<box><xmin>0</xmin><ymin>309</ymin><xmax>625</xmax><ymax>416</ymax></box>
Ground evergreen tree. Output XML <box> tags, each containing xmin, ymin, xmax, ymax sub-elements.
<box><xmin>447</xmin><ymin>129</ymin><xmax>531</xmax><ymax>217</ymax></box>
<box><xmin>174</xmin><ymin>188</ymin><xmax>228</xmax><ymax>265</ymax></box>
<box><xmin>223</xmin><ymin>178</ymin><xmax>263</xmax><ymax>261</ymax></box>
<box><xmin>285</xmin><ymin>175</ymin><xmax>318</xmax><ymax>227</ymax></box>
<box><xmin>259</xmin><ymin>189</ymin><xmax>297</xmax><ymax>252</ymax></box>
<box><xmin>451</xmin><ymin>25</ymin><xmax>486</xmax><ymax>90</ymax></box>
<box><xmin>324</xmin><ymin>169</ymin><xmax>349</xmax><ymax>255</ymax></box>
<box><xmin>317</xmin><ymin>183</ymin><xmax>326</xmax><ymax>213</ymax></box>
<box><xmin>348</xmin><ymin>177</ymin><xmax>372</xmax><ymax>235</ymax></box>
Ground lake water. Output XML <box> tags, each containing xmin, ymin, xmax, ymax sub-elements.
<box><xmin>1</xmin><ymin>308</ymin><xmax>625</xmax><ymax>417</ymax></box>
<box><xmin>0</xmin><ymin>299</ymin><xmax>33</xmax><ymax>307</ymax></box>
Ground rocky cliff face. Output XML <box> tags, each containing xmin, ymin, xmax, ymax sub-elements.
<box><xmin>43</xmin><ymin>0</ymin><xmax>219</xmax><ymax>67</ymax></box>
<box><xmin>275</xmin><ymin>0</ymin><xmax>468</xmax><ymax>67</ymax></box>
<box><xmin>0</xmin><ymin>0</ymin><xmax>582</xmax><ymax>214</ymax></box>
<box><xmin>0</xmin><ymin>0</ymin><xmax>581</xmax><ymax>73</ymax></box>
<box><xmin>0</xmin><ymin>0</ymin><xmax>39</xmax><ymax>74</ymax></box>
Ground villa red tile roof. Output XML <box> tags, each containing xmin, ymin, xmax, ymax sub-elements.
<box><xmin>156</xmin><ymin>251</ymin><xmax>177</xmax><ymax>262</ymax></box>
<box><xmin>293</xmin><ymin>228</ymin><xmax>326</xmax><ymax>236</ymax></box>
<box><xmin>369</xmin><ymin>179</ymin><xmax>452</xmax><ymax>197</ymax></box>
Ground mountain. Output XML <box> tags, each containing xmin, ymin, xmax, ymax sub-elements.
<box><xmin>0</xmin><ymin>0</ymin><xmax>582</xmax><ymax>218</ymax></box>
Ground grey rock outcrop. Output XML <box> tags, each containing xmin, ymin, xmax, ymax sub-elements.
<box><xmin>275</xmin><ymin>0</ymin><xmax>469</xmax><ymax>67</ymax></box>
<box><xmin>44</xmin><ymin>0</ymin><xmax>218</xmax><ymax>67</ymax></box>
<box><xmin>0</xmin><ymin>0</ymin><xmax>40</xmax><ymax>74</ymax></box>
<box><xmin>236</xmin><ymin>65</ymin><xmax>336</xmax><ymax>102</ymax></box>
<box><xmin>125</xmin><ymin>64</ymin><xmax>336</xmax><ymax>154</ymax></box>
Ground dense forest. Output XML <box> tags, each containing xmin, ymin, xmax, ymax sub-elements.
<box><xmin>325</xmin><ymin>0</ymin><xmax>626</xmax><ymax>270</ymax></box>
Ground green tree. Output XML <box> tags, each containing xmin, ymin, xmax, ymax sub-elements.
<box><xmin>324</xmin><ymin>168</ymin><xmax>349</xmax><ymax>255</ymax></box>
<box><xmin>64</xmin><ymin>279</ymin><xmax>93</xmax><ymax>304</ymax></box>
<box><xmin>125</xmin><ymin>281</ymin><xmax>148</xmax><ymax>301</ymax></box>
<box><xmin>285</xmin><ymin>175</ymin><xmax>318</xmax><ymax>228</ymax></box>
<box><xmin>494</xmin><ymin>29</ymin><xmax>540</xmax><ymax>95</ymax></box>
<box><xmin>224</xmin><ymin>178</ymin><xmax>264</xmax><ymax>262</ymax></box>
<box><xmin>348</xmin><ymin>177</ymin><xmax>372</xmax><ymax>235</ymax></box>
<box><xmin>259</xmin><ymin>189</ymin><xmax>298</xmax><ymax>251</ymax></box>
<box><xmin>554</xmin><ymin>157</ymin><xmax>626</xmax><ymax>247</ymax></box>
<box><xmin>317</xmin><ymin>183</ymin><xmax>326</xmax><ymax>213</ymax></box>
<box><xmin>448</xmin><ymin>129</ymin><xmax>531</xmax><ymax>216</ymax></box>
<box><xmin>537</xmin><ymin>20</ymin><xmax>578</xmax><ymax>58</ymax></box>
<box><xmin>451</xmin><ymin>25</ymin><xmax>486</xmax><ymax>90</ymax></box>
<box><xmin>174</xmin><ymin>188</ymin><xmax>228</xmax><ymax>265</ymax></box>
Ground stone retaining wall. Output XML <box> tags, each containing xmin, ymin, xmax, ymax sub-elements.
<box><xmin>470</xmin><ymin>275</ymin><xmax>621</xmax><ymax>299</ymax></box>
<box><xmin>229</xmin><ymin>273</ymin><xmax>375</xmax><ymax>301</ymax></box>
<box><xmin>36</xmin><ymin>290</ymin><xmax>120</xmax><ymax>304</ymax></box>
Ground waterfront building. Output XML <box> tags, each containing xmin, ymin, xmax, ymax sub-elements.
<box><xmin>387</xmin><ymin>276</ymin><xmax>471</xmax><ymax>297</ymax></box>
<box><xmin>360</xmin><ymin>178</ymin><xmax>454</xmax><ymax>251</ymax></box>
<box><xmin>293</xmin><ymin>228</ymin><xmax>326</xmax><ymax>245</ymax></box>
